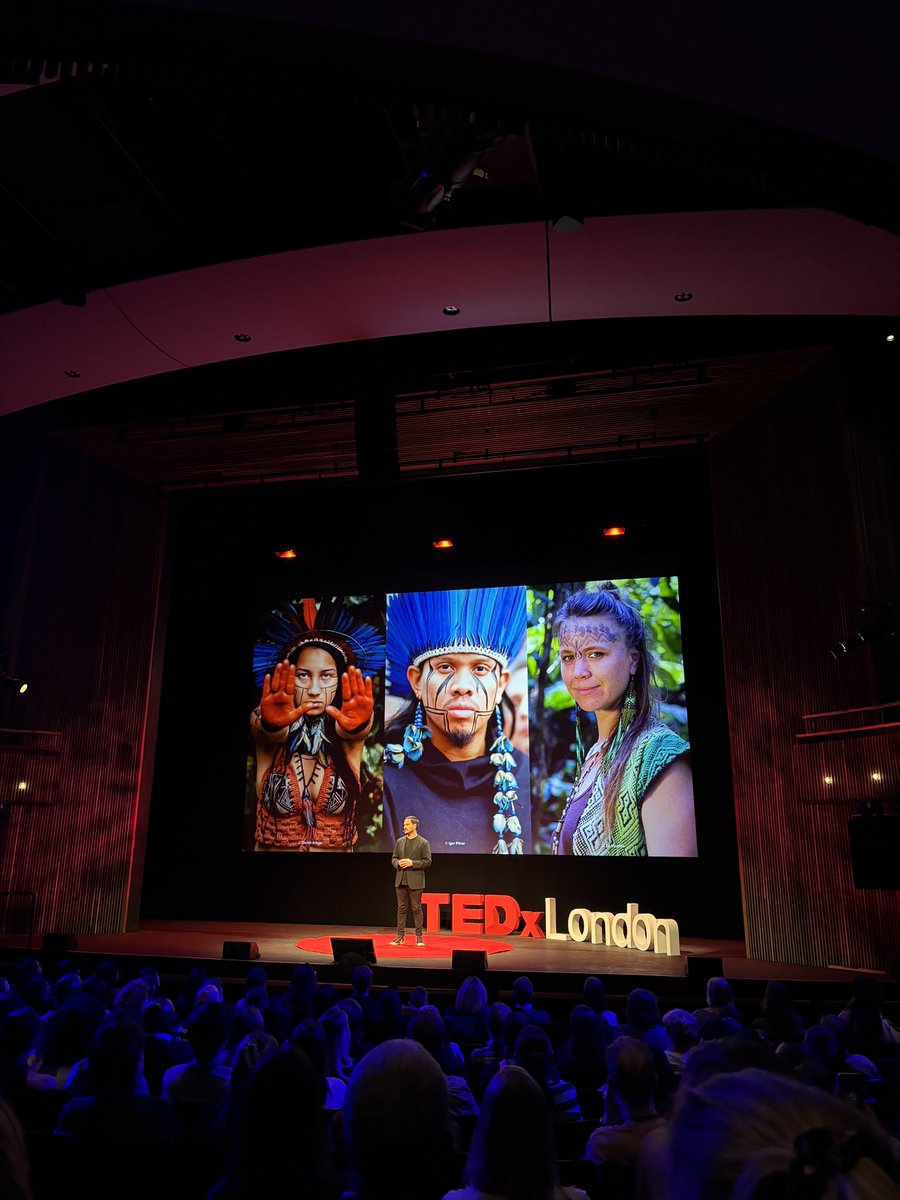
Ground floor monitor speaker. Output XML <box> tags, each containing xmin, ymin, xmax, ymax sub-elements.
<box><xmin>222</xmin><ymin>940</ymin><xmax>261</xmax><ymax>960</ymax></box>
<box><xmin>331</xmin><ymin>937</ymin><xmax>377</xmax><ymax>966</ymax></box>
<box><xmin>41</xmin><ymin>932</ymin><xmax>78</xmax><ymax>956</ymax></box>
<box><xmin>684</xmin><ymin>956</ymin><xmax>723</xmax><ymax>983</ymax></box>
<box><xmin>451</xmin><ymin>949</ymin><xmax>488</xmax><ymax>973</ymax></box>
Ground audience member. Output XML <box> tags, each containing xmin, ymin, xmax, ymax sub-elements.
<box><xmin>554</xmin><ymin>1004</ymin><xmax>611</xmax><ymax>1090</ymax></box>
<box><xmin>618</xmin><ymin>988</ymin><xmax>670</xmax><ymax>1052</ymax></box>
<box><xmin>662</xmin><ymin>1008</ymin><xmax>699</xmax><ymax>1075</ymax></box>
<box><xmin>162</xmin><ymin>1000</ymin><xmax>231</xmax><ymax>1109</ymax></box>
<box><xmin>409</xmin><ymin>1009</ymin><xmax>479</xmax><ymax>1118</ymax></box>
<box><xmin>751</xmin><ymin>979</ymin><xmax>805</xmax><ymax>1047</ymax></box>
<box><xmin>511</xmin><ymin>977</ymin><xmax>551</xmax><ymax>1026</ymax></box>
<box><xmin>445</xmin><ymin>1065</ymin><xmax>589</xmax><ymax>1200</ymax></box>
<box><xmin>586</xmin><ymin>1037</ymin><xmax>665</xmax><ymax>1169</ymax></box>
<box><xmin>512</xmin><ymin>1025</ymin><xmax>580</xmax><ymax>1122</ymax></box>
<box><xmin>582</xmin><ymin>976</ymin><xmax>619</xmax><ymax>1027</ymax></box>
<box><xmin>209</xmin><ymin>1046</ymin><xmax>338</xmax><ymax>1199</ymax></box>
<box><xmin>56</xmin><ymin>1015</ymin><xmax>181</xmax><ymax>1142</ymax></box>
<box><xmin>692</xmin><ymin>976</ymin><xmax>744</xmax><ymax>1035</ymax></box>
<box><xmin>669</xmin><ymin>1066</ymin><xmax>900</xmax><ymax>1200</ymax></box>
<box><xmin>341</xmin><ymin>1039</ymin><xmax>453</xmax><ymax>1200</ymax></box>
<box><xmin>444</xmin><ymin>977</ymin><xmax>490</xmax><ymax>1049</ymax></box>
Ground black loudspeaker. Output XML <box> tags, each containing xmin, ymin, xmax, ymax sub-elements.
<box><xmin>451</xmin><ymin>949</ymin><xmax>488</xmax><ymax>973</ymax></box>
<box><xmin>331</xmin><ymin>937</ymin><xmax>377</xmax><ymax>966</ymax></box>
<box><xmin>684</xmin><ymin>956</ymin><xmax>723</xmax><ymax>983</ymax></box>
<box><xmin>222</xmin><ymin>940</ymin><xmax>260</xmax><ymax>960</ymax></box>
<box><xmin>41</xmin><ymin>932</ymin><xmax>78</xmax><ymax>956</ymax></box>
<box><xmin>848</xmin><ymin>816</ymin><xmax>900</xmax><ymax>888</ymax></box>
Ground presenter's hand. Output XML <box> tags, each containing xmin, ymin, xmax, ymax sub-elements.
<box><xmin>259</xmin><ymin>660</ymin><xmax>320</xmax><ymax>730</ymax></box>
<box><xmin>399</xmin><ymin>858</ymin><xmax>413</xmax><ymax>868</ymax></box>
<box><xmin>326</xmin><ymin>666</ymin><xmax>374</xmax><ymax>734</ymax></box>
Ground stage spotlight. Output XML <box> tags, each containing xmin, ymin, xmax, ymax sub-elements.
<box><xmin>433</xmin><ymin>537</ymin><xmax>454</xmax><ymax>549</ymax></box>
<box><xmin>275</xmin><ymin>548</ymin><xmax>298</xmax><ymax>559</ymax></box>
<box><xmin>603</xmin><ymin>526</ymin><xmax>626</xmax><ymax>538</ymax></box>
<box><xmin>0</xmin><ymin>654</ymin><xmax>28</xmax><ymax>695</ymax></box>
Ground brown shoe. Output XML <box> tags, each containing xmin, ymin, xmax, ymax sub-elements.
<box><xmin>416</xmin><ymin>936</ymin><xmax>425</xmax><ymax>947</ymax></box>
<box><xmin>389</xmin><ymin>936</ymin><xmax>405</xmax><ymax>946</ymax></box>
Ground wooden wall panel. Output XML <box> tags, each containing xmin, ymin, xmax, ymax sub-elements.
<box><xmin>711</xmin><ymin>355</ymin><xmax>899</xmax><ymax>971</ymax></box>
<box><xmin>0</xmin><ymin>444</ymin><xmax>166</xmax><ymax>935</ymax></box>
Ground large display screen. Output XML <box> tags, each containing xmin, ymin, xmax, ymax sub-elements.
<box><xmin>244</xmin><ymin>577</ymin><xmax>694</xmax><ymax>858</ymax></box>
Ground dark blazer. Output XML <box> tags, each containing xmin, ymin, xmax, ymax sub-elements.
<box><xmin>392</xmin><ymin>834</ymin><xmax>432</xmax><ymax>889</ymax></box>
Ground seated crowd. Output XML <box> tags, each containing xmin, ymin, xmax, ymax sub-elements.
<box><xmin>0</xmin><ymin>955</ymin><xmax>897</xmax><ymax>1200</ymax></box>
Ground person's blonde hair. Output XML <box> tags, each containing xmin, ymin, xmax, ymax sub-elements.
<box><xmin>670</xmin><ymin>1067</ymin><xmax>900</xmax><ymax>1200</ymax></box>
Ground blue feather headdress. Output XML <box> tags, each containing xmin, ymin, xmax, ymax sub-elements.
<box><xmin>386</xmin><ymin>586</ymin><xmax>526</xmax><ymax>697</ymax></box>
<box><xmin>253</xmin><ymin>597</ymin><xmax>385</xmax><ymax>687</ymax></box>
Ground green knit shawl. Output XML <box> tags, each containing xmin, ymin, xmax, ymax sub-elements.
<box><xmin>572</xmin><ymin>720</ymin><xmax>689</xmax><ymax>856</ymax></box>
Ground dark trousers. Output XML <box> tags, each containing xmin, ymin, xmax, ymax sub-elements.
<box><xmin>395</xmin><ymin>884</ymin><xmax>424</xmax><ymax>936</ymax></box>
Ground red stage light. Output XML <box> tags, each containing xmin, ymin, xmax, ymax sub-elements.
<box><xmin>603</xmin><ymin>526</ymin><xmax>626</xmax><ymax>538</ymax></box>
<box><xmin>275</xmin><ymin>548</ymin><xmax>298</xmax><ymax>559</ymax></box>
<box><xmin>433</xmin><ymin>538</ymin><xmax>454</xmax><ymax>549</ymax></box>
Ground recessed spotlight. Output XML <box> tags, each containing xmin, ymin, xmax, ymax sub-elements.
<box><xmin>234</xmin><ymin>333</ymin><xmax>252</xmax><ymax>343</ymax></box>
<box><xmin>275</xmin><ymin>548</ymin><xmax>298</xmax><ymax>559</ymax></box>
<box><xmin>674</xmin><ymin>292</ymin><xmax>693</xmax><ymax>303</ymax></box>
<box><xmin>603</xmin><ymin>526</ymin><xmax>626</xmax><ymax>538</ymax></box>
<box><xmin>17</xmin><ymin>781</ymin><xmax>26</xmax><ymax>791</ymax></box>
<box><xmin>886</xmin><ymin>334</ymin><xmax>895</xmax><ymax>343</ymax></box>
<box><xmin>442</xmin><ymin>305</ymin><xmax>461</xmax><ymax>317</ymax></box>
<box><xmin>823</xmin><ymin>775</ymin><xmax>834</xmax><ymax>786</ymax></box>
<box><xmin>64</xmin><ymin>369</ymin><xmax>81</xmax><ymax>378</ymax></box>
<box><xmin>871</xmin><ymin>770</ymin><xmax>882</xmax><ymax>782</ymax></box>
<box><xmin>433</xmin><ymin>538</ymin><xmax>454</xmax><ymax>549</ymax></box>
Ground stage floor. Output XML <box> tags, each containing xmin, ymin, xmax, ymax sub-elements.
<box><xmin>0</xmin><ymin>920</ymin><xmax>867</xmax><ymax>986</ymax></box>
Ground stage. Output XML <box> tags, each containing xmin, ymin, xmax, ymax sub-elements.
<box><xmin>0</xmin><ymin>920</ymin><xmax>872</xmax><ymax>995</ymax></box>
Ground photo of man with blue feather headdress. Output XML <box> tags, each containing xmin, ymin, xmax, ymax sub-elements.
<box><xmin>383</xmin><ymin>586</ymin><xmax>532</xmax><ymax>853</ymax></box>
<box><xmin>249</xmin><ymin>596</ymin><xmax>385</xmax><ymax>851</ymax></box>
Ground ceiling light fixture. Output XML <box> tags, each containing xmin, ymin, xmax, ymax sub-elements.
<box><xmin>603</xmin><ymin>526</ymin><xmax>626</xmax><ymax>538</ymax></box>
<box><xmin>433</xmin><ymin>538</ymin><xmax>454</xmax><ymax>549</ymax></box>
<box><xmin>674</xmin><ymin>292</ymin><xmax>693</xmax><ymax>303</ymax></box>
<box><xmin>234</xmin><ymin>333</ymin><xmax>252</xmax><ymax>343</ymax></box>
<box><xmin>442</xmin><ymin>305</ymin><xmax>460</xmax><ymax>317</ymax></box>
<box><xmin>275</xmin><ymin>548</ymin><xmax>298</xmax><ymax>559</ymax></box>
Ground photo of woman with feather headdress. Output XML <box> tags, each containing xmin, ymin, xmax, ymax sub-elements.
<box><xmin>249</xmin><ymin>596</ymin><xmax>385</xmax><ymax>851</ymax></box>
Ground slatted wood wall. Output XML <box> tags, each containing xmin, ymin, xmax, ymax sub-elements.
<box><xmin>0</xmin><ymin>443</ymin><xmax>166</xmax><ymax>935</ymax></box>
<box><xmin>711</xmin><ymin>354</ymin><xmax>899</xmax><ymax>972</ymax></box>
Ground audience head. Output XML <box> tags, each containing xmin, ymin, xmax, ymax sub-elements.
<box><xmin>454</xmin><ymin>975</ymin><xmax>488</xmax><ymax>1015</ymax></box>
<box><xmin>626</xmin><ymin>987</ymin><xmax>661</xmax><ymax>1030</ymax></box>
<box><xmin>351</xmin><ymin>964</ymin><xmax>373</xmax><ymax>995</ymax></box>
<box><xmin>243</xmin><ymin>965</ymin><xmax>268</xmax><ymax>993</ymax></box>
<box><xmin>185</xmin><ymin>1000</ymin><xmax>228</xmax><ymax>1064</ymax></box>
<box><xmin>113</xmin><ymin>977</ymin><xmax>150</xmax><ymax>1017</ymax></box>
<box><xmin>406</xmin><ymin>985</ymin><xmax>429</xmax><ymax>1010</ymax></box>
<box><xmin>142</xmin><ymin>996</ymin><xmax>178</xmax><ymax>1036</ymax></box>
<box><xmin>227</xmin><ymin>1047</ymin><xmax>327</xmax><ymax>1192</ymax></box>
<box><xmin>663</xmin><ymin>1007</ymin><xmax>700</xmax><ymax>1052</ymax></box>
<box><xmin>680</xmin><ymin>1035</ymin><xmax>781</xmax><ymax>1091</ymax></box>
<box><xmin>669</xmin><ymin>1067</ymin><xmax>900</xmax><ymax>1200</ymax></box>
<box><xmin>343</xmin><ymin>1039</ymin><xmax>450</xmax><ymax>1200</ymax></box>
<box><xmin>606</xmin><ymin>1035</ymin><xmax>657</xmax><ymax>1114</ymax></box>
<box><xmin>485</xmin><ymin>1001</ymin><xmax>512</xmax><ymax>1043</ymax></box>
<box><xmin>408</xmin><ymin>1009</ymin><xmax>448</xmax><ymax>1066</ymax></box>
<box><xmin>195</xmin><ymin>981</ymin><xmax>224</xmax><ymax>1007</ymax></box>
<box><xmin>138</xmin><ymin>966</ymin><xmax>161</xmax><ymax>999</ymax></box>
<box><xmin>465</xmin><ymin>1066</ymin><xmax>560</xmax><ymax>1200</ymax></box>
<box><xmin>512</xmin><ymin>976</ymin><xmax>534</xmax><ymax>1007</ymax></box>
<box><xmin>87</xmin><ymin>1016</ymin><xmax>145</xmax><ymax>1095</ymax></box>
<box><xmin>55</xmin><ymin>973</ymin><xmax>83</xmax><ymax>1004</ymax></box>
<box><xmin>706</xmin><ymin>976</ymin><xmax>735</xmax><ymax>1010</ymax></box>
<box><xmin>583</xmin><ymin>975</ymin><xmax>610</xmax><ymax>1012</ymax></box>
<box><xmin>513</xmin><ymin>1024</ymin><xmax>554</xmax><ymax>1085</ymax></box>
<box><xmin>230</xmin><ymin>1030</ymin><xmax>279</xmax><ymax>1091</ymax></box>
